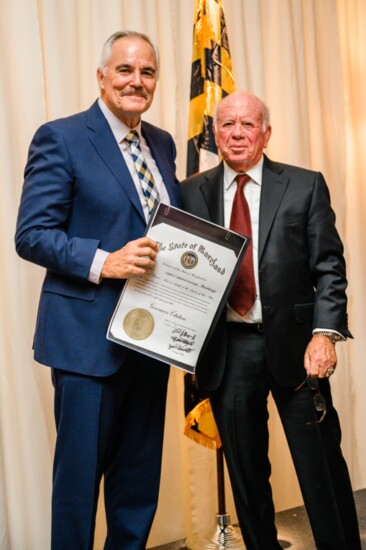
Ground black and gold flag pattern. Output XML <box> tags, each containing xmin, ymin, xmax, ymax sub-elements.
<box><xmin>186</xmin><ymin>0</ymin><xmax>235</xmax><ymax>177</ymax></box>
<box><xmin>184</xmin><ymin>0</ymin><xmax>235</xmax><ymax>450</ymax></box>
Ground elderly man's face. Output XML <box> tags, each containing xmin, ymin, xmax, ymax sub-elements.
<box><xmin>214</xmin><ymin>93</ymin><xmax>271</xmax><ymax>172</ymax></box>
<box><xmin>97</xmin><ymin>36</ymin><xmax>157</xmax><ymax>127</ymax></box>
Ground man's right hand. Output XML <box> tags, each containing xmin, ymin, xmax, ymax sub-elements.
<box><xmin>101</xmin><ymin>237</ymin><xmax>159</xmax><ymax>279</ymax></box>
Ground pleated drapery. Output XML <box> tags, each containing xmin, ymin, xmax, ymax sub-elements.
<box><xmin>1</xmin><ymin>1</ymin><xmax>365</xmax><ymax>548</ymax></box>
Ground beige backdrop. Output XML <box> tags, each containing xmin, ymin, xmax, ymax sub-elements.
<box><xmin>1</xmin><ymin>0</ymin><xmax>365</xmax><ymax>548</ymax></box>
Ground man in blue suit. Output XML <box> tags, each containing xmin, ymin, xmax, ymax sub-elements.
<box><xmin>15</xmin><ymin>30</ymin><xmax>181</xmax><ymax>550</ymax></box>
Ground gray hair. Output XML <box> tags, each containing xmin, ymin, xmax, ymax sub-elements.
<box><xmin>98</xmin><ymin>30</ymin><xmax>160</xmax><ymax>79</ymax></box>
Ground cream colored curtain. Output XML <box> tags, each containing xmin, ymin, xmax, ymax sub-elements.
<box><xmin>1</xmin><ymin>1</ymin><xmax>365</xmax><ymax>548</ymax></box>
<box><xmin>336</xmin><ymin>0</ymin><xmax>366</xmax><ymax>486</ymax></box>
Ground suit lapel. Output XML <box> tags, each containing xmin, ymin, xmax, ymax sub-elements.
<box><xmin>199</xmin><ymin>163</ymin><xmax>225</xmax><ymax>225</ymax></box>
<box><xmin>142</xmin><ymin>124</ymin><xmax>181</xmax><ymax>208</ymax></box>
<box><xmin>259</xmin><ymin>157</ymin><xmax>289</xmax><ymax>261</ymax></box>
<box><xmin>192</xmin><ymin>157</ymin><xmax>288</xmax><ymax>261</ymax></box>
<box><xmin>86</xmin><ymin>102</ymin><xmax>146</xmax><ymax>222</ymax></box>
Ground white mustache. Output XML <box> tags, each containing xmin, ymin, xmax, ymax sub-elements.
<box><xmin>120</xmin><ymin>89</ymin><xmax>148</xmax><ymax>100</ymax></box>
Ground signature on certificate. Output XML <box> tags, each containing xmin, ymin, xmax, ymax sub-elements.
<box><xmin>168</xmin><ymin>327</ymin><xmax>196</xmax><ymax>353</ymax></box>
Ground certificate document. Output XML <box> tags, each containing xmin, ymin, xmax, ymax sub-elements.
<box><xmin>107</xmin><ymin>203</ymin><xmax>249</xmax><ymax>373</ymax></box>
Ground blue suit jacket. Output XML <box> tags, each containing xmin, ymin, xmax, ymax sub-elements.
<box><xmin>16</xmin><ymin>100</ymin><xmax>181</xmax><ymax>376</ymax></box>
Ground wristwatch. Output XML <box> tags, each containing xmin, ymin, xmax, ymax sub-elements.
<box><xmin>315</xmin><ymin>331</ymin><xmax>343</xmax><ymax>344</ymax></box>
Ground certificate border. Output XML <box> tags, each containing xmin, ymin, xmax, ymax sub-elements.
<box><xmin>107</xmin><ymin>202</ymin><xmax>250</xmax><ymax>373</ymax></box>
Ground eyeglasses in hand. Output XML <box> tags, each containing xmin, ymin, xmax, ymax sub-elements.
<box><xmin>294</xmin><ymin>374</ymin><xmax>327</xmax><ymax>425</ymax></box>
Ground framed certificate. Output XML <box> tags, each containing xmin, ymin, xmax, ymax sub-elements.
<box><xmin>107</xmin><ymin>203</ymin><xmax>249</xmax><ymax>373</ymax></box>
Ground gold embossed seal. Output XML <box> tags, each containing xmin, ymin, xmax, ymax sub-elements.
<box><xmin>123</xmin><ymin>308</ymin><xmax>155</xmax><ymax>340</ymax></box>
<box><xmin>181</xmin><ymin>251</ymin><xmax>198</xmax><ymax>269</ymax></box>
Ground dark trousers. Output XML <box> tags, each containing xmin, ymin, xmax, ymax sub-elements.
<box><xmin>210</xmin><ymin>324</ymin><xmax>361</xmax><ymax>550</ymax></box>
<box><xmin>51</xmin><ymin>352</ymin><xmax>169</xmax><ymax>550</ymax></box>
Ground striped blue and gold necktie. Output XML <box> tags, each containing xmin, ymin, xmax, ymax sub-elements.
<box><xmin>125</xmin><ymin>129</ymin><xmax>160</xmax><ymax>213</ymax></box>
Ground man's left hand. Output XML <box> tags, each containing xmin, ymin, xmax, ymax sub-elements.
<box><xmin>304</xmin><ymin>335</ymin><xmax>337</xmax><ymax>378</ymax></box>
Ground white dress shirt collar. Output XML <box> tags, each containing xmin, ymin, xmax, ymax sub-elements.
<box><xmin>223</xmin><ymin>156</ymin><xmax>264</xmax><ymax>190</ymax></box>
<box><xmin>98</xmin><ymin>97</ymin><xmax>142</xmax><ymax>144</ymax></box>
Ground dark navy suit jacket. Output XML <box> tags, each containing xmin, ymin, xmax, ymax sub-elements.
<box><xmin>181</xmin><ymin>158</ymin><xmax>351</xmax><ymax>390</ymax></box>
<box><xmin>16</xmin><ymin>100</ymin><xmax>181</xmax><ymax>376</ymax></box>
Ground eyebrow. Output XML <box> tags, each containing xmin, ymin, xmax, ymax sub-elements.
<box><xmin>114</xmin><ymin>63</ymin><xmax>156</xmax><ymax>73</ymax></box>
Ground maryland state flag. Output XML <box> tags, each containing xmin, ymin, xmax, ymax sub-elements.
<box><xmin>184</xmin><ymin>373</ymin><xmax>221</xmax><ymax>450</ymax></box>
<box><xmin>186</xmin><ymin>0</ymin><xmax>236</xmax><ymax>176</ymax></box>
<box><xmin>184</xmin><ymin>0</ymin><xmax>235</xmax><ymax>449</ymax></box>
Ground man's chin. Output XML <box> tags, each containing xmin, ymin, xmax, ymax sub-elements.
<box><xmin>120</xmin><ymin>97</ymin><xmax>148</xmax><ymax>109</ymax></box>
<box><xmin>225</xmin><ymin>155</ymin><xmax>251</xmax><ymax>171</ymax></box>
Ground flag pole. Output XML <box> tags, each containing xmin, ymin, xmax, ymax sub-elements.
<box><xmin>216</xmin><ymin>446</ymin><xmax>226</xmax><ymax>515</ymax></box>
<box><xmin>185</xmin><ymin>446</ymin><xmax>246</xmax><ymax>549</ymax></box>
<box><xmin>183</xmin><ymin>391</ymin><xmax>245</xmax><ymax>548</ymax></box>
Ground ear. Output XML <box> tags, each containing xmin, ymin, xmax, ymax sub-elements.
<box><xmin>263</xmin><ymin>125</ymin><xmax>272</xmax><ymax>148</ymax></box>
<box><xmin>96</xmin><ymin>68</ymin><xmax>104</xmax><ymax>89</ymax></box>
<box><xmin>213</xmin><ymin>124</ymin><xmax>220</xmax><ymax>148</ymax></box>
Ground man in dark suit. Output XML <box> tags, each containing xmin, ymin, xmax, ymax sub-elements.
<box><xmin>15</xmin><ymin>30</ymin><xmax>181</xmax><ymax>550</ymax></box>
<box><xmin>180</xmin><ymin>91</ymin><xmax>361</xmax><ymax>549</ymax></box>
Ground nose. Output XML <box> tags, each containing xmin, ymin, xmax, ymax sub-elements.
<box><xmin>232</xmin><ymin>122</ymin><xmax>244</xmax><ymax>138</ymax></box>
<box><xmin>130</xmin><ymin>69</ymin><xmax>143</xmax><ymax>87</ymax></box>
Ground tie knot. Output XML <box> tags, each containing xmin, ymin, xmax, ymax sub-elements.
<box><xmin>124</xmin><ymin>129</ymin><xmax>139</xmax><ymax>144</ymax></box>
<box><xmin>236</xmin><ymin>173</ymin><xmax>250</xmax><ymax>189</ymax></box>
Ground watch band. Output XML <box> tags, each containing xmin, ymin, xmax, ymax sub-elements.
<box><xmin>315</xmin><ymin>331</ymin><xmax>343</xmax><ymax>344</ymax></box>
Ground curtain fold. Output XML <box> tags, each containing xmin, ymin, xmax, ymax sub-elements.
<box><xmin>337</xmin><ymin>0</ymin><xmax>366</xmax><ymax>487</ymax></box>
<box><xmin>1</xmin><ymin>1</ymin><xmax>365</xmax><ymax>548</ymax></box>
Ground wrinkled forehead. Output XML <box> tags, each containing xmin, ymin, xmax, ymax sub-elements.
<box><xmin>217</xmin><ymin>95</ymin><xmax>264</xmax><ymax>122</ymax></box>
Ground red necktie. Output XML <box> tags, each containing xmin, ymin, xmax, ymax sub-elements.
<box><xmin>228</xmin><ymin>174</ymin><xmax>257</xmax><ymax>316</ymax></box>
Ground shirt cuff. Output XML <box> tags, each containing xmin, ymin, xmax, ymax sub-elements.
<box><xmin>88</xmin><ymin>249</ymin><xmax>109</xmax><ymax>284</ymax></box>
<box><xmin>313</xmin><ymin>329</ymin><xmax>346</xmax><ymax>341</ymax></box>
